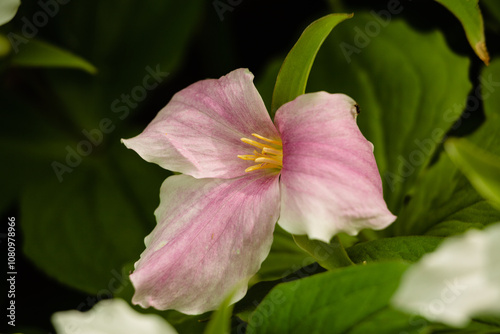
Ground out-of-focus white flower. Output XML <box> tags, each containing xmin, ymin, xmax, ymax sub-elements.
<box><xmin>0</xmin><ymin>0</ymin><xmax>20</xmax><ymax>26</ymax></box>
<box><xmin>51</xmin><ymin>298</ymin><xmax>177</xmax><ymax>334</ymax></box>
<box><xmin>391</xmin><ymin>223</ymin><xmax>500</xmax><ymax>327</ymax></box>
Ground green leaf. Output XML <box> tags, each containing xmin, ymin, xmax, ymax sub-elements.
<box><xmin>253</xmin><ymin>225</ymin><xmax>314</xmax><ymax>282</ymax></box>
<box><xmin>445</xmin><ymin>138</ymin><xmax>500</xmax><ymax>209</ymax></box>
<box><xmin>246</xmin><ymin>262</ymin><xmax>422</xmax><ymax>334</ymax></box>
<box><xmin>50</xmin><ymin>0</ymin><xmax>204</xmax><ymax>109</ymax></box>
<box><xmin>393</xmin><ymin>153</ymin><xmax>500</xmax><ymax>236</ymax></box>
<box><xmin>20</xmin><ymin>143</ymin><xmax>166</xmax><ymax>293</ymax></box>
<box><xmin>293</xmin><ymin>234</ymin><xmax>354</xmax><ymax>270</ymax></box>
<box><xmin>425</xmin><ymin>220</ymin><xmax>485</xmax><ymax>237</ymax></box>
<box><xmin>204</xmin><ymin>286</ymin><xmax>239</xmax><ymax>334</ymax></box>
<box><xmin>347</xmin><ymin>236</ymin><xmax>443</xmax><ymax>264</ymax></box>
<box><xmin>432</xmin><ymin>318</ymin><xmax>500</xmax><ymax>333</ymax></box>
<box><xmin>10</xmin><ymin>39</ymin><xmax>97</xmax><ymax>74</ymax></box>
<box><xmin>307</xmin><ymin>13</ymin><xmax>471</xmax><ymax>215</ymax></box>
<box><xmin>434</xmin><ymin>0</ymin><xmax>490</xmax><ymax>64</ymax></box>
<box><xmin>271</xmin><ymin>13</ymin><xmax>353</xmax><ymax>116</ymax></box>
<box><xmin>0</xmin><ymin>0</ymin><xmax>20</xmax><ymax>26</ymax></box>
<box><xmin>345</xmin><ymin>308</ymin><xmax>428</xmax><ymax>334</ymax></box>
<box><xmin>392</xmin><ymin>58</ymin><xmax>500</xmax><ymax>236</ymax></box>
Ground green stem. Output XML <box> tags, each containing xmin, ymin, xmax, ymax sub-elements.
<box><xmin>293</xmin><ymin>234</ymin><xmax>354</xmax><ymax>270</ymax></box>
<box><xmin>359</xmin><ymin>229</ymin><xmax>379</xmax><ymax>242</ymax></box>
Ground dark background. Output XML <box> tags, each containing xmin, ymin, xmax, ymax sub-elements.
<box><xmin>2</xmin><ymin>0</ymin><xmax>499</xmax><ymax>333</ymax></box>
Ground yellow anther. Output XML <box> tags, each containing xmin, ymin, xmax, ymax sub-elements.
<box><xmin>239</xmin><ymin>133</ymin><xmax>283</xmax><ymax>173</ymax></box>
<box><xmin>255</xmin><ymin>157</ymin><xmax>282</xmax><ymax>165</ymax></box>
<box><xmin>251</xmin><ymin>133</ymin><xmax>282</xmax><ymax>146</ymax></box>
<box><xmin>237</xmin><ymin>155</ymin><xmax>257</xmax><ymax>160</ymax></box>
<box><xmin>240</xmin><ymin>138</ymin><xmax>267</xmax><ymax>150</ymax></box>
<box><xmin>244</xmin><ymin>164</ymin><xmax>280</xmax><ymax>173</ymax></box>
<box><xmin>262</xmin><ymin>147</ymin><xmax>282</xmax><ymax>156</ymax></box>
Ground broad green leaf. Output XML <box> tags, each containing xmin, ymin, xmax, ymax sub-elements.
<box><xmin>21</xmin><ymin>165</ymin><xmax>145</xmax><ymax>293</ymax></box>
<box><xmin>10</xmin><ymin>39</ymin><xmax>97</xmax><ymax>74</ymax></box>
<box><xmin>308</xmin><ymin>13</ymin><xmax>471</xmax><ymax>215</ymax></box>
<box><xmin>468</xmin><ymin>58</ymin><xmax>500</xmax><ymax>157</ymax></box>
<box><xmin>345</xmin><ymin>308</ymin><xmax>428</xmax><ymax>334</ymax></box>
<box><xmin>271</xmin><ymin>13</ymin><xmax>353</xmax><ymax>115</ymax></box>
<box><xmin>434</xmin><ymin>0</ymin><xmax>490</xmax><ymax>64</ymax></box>
<box><xmin>393</xmin><ymin>153</ymin><xmax>500</xmax><ymax>236</ymax></box>
<box><xmin>445</xmin><ymin>138</ymin><xmax>500</xmax><ymax>209</ymax></box>
<box><xmin>20</xmin><ymin>142</ymin><xmax>166</xmax><ymax>293</ymax></box>
<box><xmin>163</xmin><ymin>311</ymin><xmax>208</xmax><ymax>334</ymax></box>
<box><xmin>422</xmin><ymin>315</ymin><xmax>500</xmax><ymax>333</ymax></box>
<box><xmin>0</xmin><ymin>0</ymin><xmax>20</xmax><ymax>26</ymax></box>
<box><xmin>392</xmin><ymin>58</ymin><xmax>500</xmax><ymax>236</ymax></box>
<box><xmin>235</xmin><ymin>262</ymin><xmax>326</xmax><ymax>318</ymax></box>
<box><xmin>426</xmin><ymin>220</ymin><xmax>485</xmax><ymax>237</ymax></box>
<box><xmin>204</xmin><ymin>286</ymin><xmax>239</xmax><ymax>334</ymax></box>
<box><xmin>253</xmin><ymin>225</ymin><xmax>314</xmax><ymax>282</ymax></box>
<box><xmin>347</xmin><ymin>236</ymin><xmax>443</xmax><ymax>263</ymax></box>
<box><xmin>293</xmin><ymin>234</ymin><xmax>354</xmax><ymax>270</ymax></box>
<box><xmin>39</xmin><ymin>0</ymin><xmax>203</xmax><ymax>131</ymax></box>
<box><xmin>246</xmin><ymin>262</ymin><xmax>417</xmax><ymax>334</ymax></box>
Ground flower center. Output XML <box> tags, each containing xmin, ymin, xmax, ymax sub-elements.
<box><xmin>237</xmin><ymin>133</ymin><xmax>283</xmax><ymax>172</ymax></box>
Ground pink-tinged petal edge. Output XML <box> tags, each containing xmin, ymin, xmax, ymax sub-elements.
<box><xmin>130</xmin><ymin>173</ymin><xmax>280</xmax><ymax>314</ymax></box>
<box><xmin>122</xmin><ymin>68</ymin><xmax>279</xmax><ymax>179</ymax></box>
<box><xmin>274</xmin><ymin>92</ymin><xmax>396</xmax><ymax>242</ymax></box>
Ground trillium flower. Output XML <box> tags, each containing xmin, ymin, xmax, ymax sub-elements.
<box><xmin>391</xmin><ymin>223</ymin><xmax>500</xmax><ymax>327</ymax></box>
<box><xmin>122</xmin><ymin>68</ymin><xmax>396</xmax><ymax>314</ymax></box>
<box><xmin>51</xmin><ymin>298</ymin><xmax>178</xmax><ymax>334</ymax></box>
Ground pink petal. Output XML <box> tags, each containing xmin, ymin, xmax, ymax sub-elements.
<box><xmin>122</xmin><ymin>69</ymin><xmax>279</xmax><ymax>179</ymax></box>
<box><xmin>130</xmin><ymin>173</ymin><xmax>280</xmax><ymax>314</ymax></box>
<box><xmin>274</xmin><ymin>92</ymin><xmax>396</xmax><ymax>242</ymax></box>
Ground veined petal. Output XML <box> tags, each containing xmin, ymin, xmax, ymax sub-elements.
<box><xmin>130</xmin><ymin>173</ymin><xmax>280</xmax><ymax>314</ymax></box>
<box><xmin>122</xmin><ymin>68</ymin><xmax>279</xmax><ymax>179</ymax></box>
<box><xmin>391</xmin><ymin>223</ymin><xmax>500</xmax><ymax>327</ymax></box>
<box><xmin>274</xmin><ymin>92</ymin><xmax>396</xmax><ymax>242</ymax></box>
<box><xmin>51</xmin><ymin>298</ymin><xmax>178</xmax><ymax>334</ymax></box>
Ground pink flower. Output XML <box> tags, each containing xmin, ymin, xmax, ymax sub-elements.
<box><xmin>122</xmin><ymin>68</ymin><xmax>396</xmax><ymax>314</ymax></box>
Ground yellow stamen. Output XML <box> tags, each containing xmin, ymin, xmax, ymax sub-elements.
<box><xmin>238</xmin><ymin>133</ymin><xmax>283</xmax><ymax>173</ymax></box>
<box><xmin>251</xmin><ymin>133</ymin><xmax>282</xmax><ymax>145</ymax></box>
<box><xmin>240</xmin><ymin>138</ymin><xmax>268</xmax><ymax>150</ymax></box>
<box><xmin>255</xmin><ymin>157</ymin><xmax>282</xmax><ymax>165</ymax></box>
<box><xmin>245</xmin><ymin>164</ymin><xmax>281</xmax><ymax>173</ymax></box>
<box><xmin>262</xmin><ymin>147</ymin><xmax>282</xmax><ymax>156</ymax></box>
<box><xmin>237</xmin><ymin>155</ymin><xmax>257</xmax><ymax>160</ymax></box>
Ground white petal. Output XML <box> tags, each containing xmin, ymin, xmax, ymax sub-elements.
<box><xmin>51</xmin><ymin>298</ymin><xmax>177</xmax><ymax>334</ymax></box>
<box><xmin>391</xmin><ymin>223</ymin><xmax>500</xmax><ymax>327</ymax></box>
